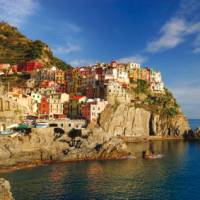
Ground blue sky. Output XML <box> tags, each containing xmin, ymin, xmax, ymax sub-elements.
<box><xmin>0</xmin><ymin>0</ymin><xmax>200</xmax><ymax>118</ymax></box>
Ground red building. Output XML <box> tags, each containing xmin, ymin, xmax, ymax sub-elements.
<box><xmin>81</xmin><ymin>102</ymin><xmax>93</xmax><ymax>121</ymax></box>
<box><xmin>39</xmin><ymin>96</ymin><xmax>49</xmax><ymax>115</ymax></box>
<box><xmin>110</xmin><ymin>60</ymin><xmax>118</xmax><ymax>68</ymax></box>
<box><xmin>56</xmin><ymin>84</ymin><xmax>67</xmax><ymax>93</ymax></box>
<box><xmin>95</xmin><ymin>67</ymin><xmax>103</xmax><ymax>75</ymax></box>
<box><xmin>12</xmin><ymin>65</ymin><xmax>18</xmax><ymax>73</ymax></box>
<box><xmin>17</xmin><ymin>60</ymin><xmax>43</xmax><ymax>72</ymax></box>
<box><xmin>39</xmin><ymin>80</ymin><xmax>56</xmax><ymax>88</ymax></box>
<box><xmin>86</xmin><ymin>86</ymin><xmax>94</xmax><ymax>98</ymax></box>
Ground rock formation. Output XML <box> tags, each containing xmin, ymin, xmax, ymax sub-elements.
<box><xmin>183</xmin><ymin>127</ymin><xmax>200</xmax><ymax>140</ymax></box>
<box><xmin>98</xmin><ymin>103</ymin><xmax>190</xmax><ymax>137</ymax></box>
<box><xmin>0</xmin><ymin>178</ymin><xmax>14</xmax><ymax>200</ymax></box>
<box><xmin>0</xmin><ymin>128</ymin><xmax>129</xmax><ymax>169</ymax></box>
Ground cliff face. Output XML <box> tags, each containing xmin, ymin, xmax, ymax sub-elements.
<box><xmin>0</xmin><ymin>128</ymin><xmax>129</xmax><ymax>169</ymax></box>
<box><xmin>99</xmin><ymin>104</ymin><xmax>150</xmax><ymax>137</ymax></box>
<box><xmin>0</xmin><ymin>178</ymin><xmax>14</xmax><ymax>200</ymax></box>
<box><xmin>98</xmin><ymin>103</ymin><xmax>190</xmax><ymax>138</ymax></box>
<box><xmin>149</xmin><ymin>113</ymin><xmax>190</xmax><ymax>136</ymax></box>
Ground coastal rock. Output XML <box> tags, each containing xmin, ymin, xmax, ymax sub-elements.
<box><xmin>0</xmin><ymin>128</ymin><xmax>130</xmax><ymax>169</ymax></box>
<box><xmin>184</xmin><ymin>127</ymin><xmax>200</xmax><ymax>140</ymax></box>
<box><xmin>149</xmin><ymin>113</ymin><xmax>190</xmax><ymax>136</ymax></box>
<box><xmin>0</xmin><ymin>178</ymin><xmax>14</xmax><ymax>200</ymax></box>
<box><xmin>99</xmin><ymin>104</ymin><xmax>151</xmax><ymax>137</ymax></box>
<box><xmin>98</xmin><ymin>103</ymin><xmax>190</xmax><ymax>138</ymax></box>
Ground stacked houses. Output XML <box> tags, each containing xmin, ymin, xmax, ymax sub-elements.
<box><xmin>1</xmin><ymin>60</ymin><xmax>165</xmax><ymax>122</ymax></box>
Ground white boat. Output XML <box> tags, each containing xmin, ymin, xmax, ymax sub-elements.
<box><xmin>148</xmin><ymin>154</ymin><xmax>164</xmax><ymax>159</ymax></box>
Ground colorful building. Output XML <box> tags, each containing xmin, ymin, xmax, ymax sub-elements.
<box><xmin>127</xmin><ymin>62</ymin><xmax>140</xmax><ymax>70</ymax></box>
<box><xmin>90</xmin><ymin>99</ymin><xmax>108</xmax><ymax>122</ymax></box>
<box><xmin>17</xmin><ymin>61</ymin><xmax>43</xmax><ymax>72</ymax></box>
<box><xmin>55</xmin><ymin>69</ymin><xmax>65</xmax><ymax>84</ymax></box>
<box><xmin>68</xmin><ymin>96</ymin><xmax>87</xmax><ymax>119</ymax></box>
<box><xmin>105</xmin><ymin>65</ymin><xmax>118</xmax><ymax>81</ymax></box>
<box><xmin>48</xmin><ymin>93</ymin><xmax>69</xmax><ymax>117</ymax></box>
<box><xmin>36</xmin><ymin>68</ymin><xmax>56</xmax><ymax>82</ymax></box>
<box><xmin>31</xmin><ymin>92</ymin><xmax>42</xmax><ymax>103</ymax></box>
<box><xmin>39</xmin><ymin>96</ymin><xmax>49</xmax><ymax>115</ymax></box>
<box><xmin>150</xmin><ymin>82</ymin><xmax>164</xmax><ymax>93</ymax></box>
<box><xmin>116</xmin><ymin>64</ymin><xmax>129</xmax><ymax>84</ymax></box>
<box><xmin>81</xmin><ymin>101</ymin><xmax>94</xmax><ymax>121</ymax></box>
<box><xmin>140</xmin><ymin>68</ymin><xmax>150</xmax><ymax>82</ymax></box>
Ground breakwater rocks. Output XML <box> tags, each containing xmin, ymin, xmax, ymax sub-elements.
<box><xmin>0</xmin><ymin>128</ymin><xmax>129</xmax><ymax>170</ymax></box>
<box><xmin>183</xmin><ymin>127</ymin><xmax>200</xmax><ymax>140</ymax></box>
<box><xmin>98</xmin><ymin>104</ymin><xmax>190</xmax><ymax>137</ymax></box>
<box><xmin>0</xmin><ymin>178</ymin><xmax>14</xmax><ymax>200</ymax></box>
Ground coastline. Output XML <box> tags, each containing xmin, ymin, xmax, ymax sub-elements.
<box><xmin>0</xmin><ymin>136</ymin><xmax>184</xmax><ymax>174</ymax></box>
<box><xmin>0</xmin><ymin>156</ymin><xmax>131</xmax><ymax>174</ymax></box>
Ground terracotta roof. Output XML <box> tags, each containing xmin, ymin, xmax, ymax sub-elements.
<box><xmin>70</xmin><ymin>96</ymin><xmax>85</xmax><ymax>100</ymax></box>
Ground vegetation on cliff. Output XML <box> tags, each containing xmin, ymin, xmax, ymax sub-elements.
<box><xmin>131</xmin><ymin>80</ymin><xmax>180</xmax><ymax>118</ymax></box>
<box><xmin>0</xmin><ymin>22</ymin><xmax>71</xmax><ymax>70</ymax></box>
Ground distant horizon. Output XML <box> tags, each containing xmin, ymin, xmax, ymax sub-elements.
<box><xmin>0</xmin><ymin>0</ymin><xmax>200</xmax><ymax>118</ymax></box>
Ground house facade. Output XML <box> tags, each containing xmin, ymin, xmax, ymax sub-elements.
<box><xmin>90</xmin><ymin>99</ymin><xmax>108</xmax><ymax>122</ymax></box>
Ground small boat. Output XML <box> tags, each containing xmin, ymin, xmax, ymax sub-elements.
<box><xmin>147</xmin><ymin>154</ymin><xmax>164</xmax><ymax>159</ymax></box>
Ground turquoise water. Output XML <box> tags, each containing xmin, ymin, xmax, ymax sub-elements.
<box><xmin>0</xmin><ymin>119</ymin><xmax>200</xmax><ymax>200</ymax></box>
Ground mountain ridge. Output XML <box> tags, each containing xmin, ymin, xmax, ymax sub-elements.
<box><xmin>0</xmin><ymin>22</ymin><xmax>71</xmax><ymax>70</ymax></box>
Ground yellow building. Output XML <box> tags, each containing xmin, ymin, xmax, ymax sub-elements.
<box><xmin>55</xmin><ymin>69</ymin><xmax>65</xmax><ymax>84</ymax></box>
<box><xmin>129</xmin><ymin>68</ymin><xmax>141</xmax><ymax>83</ymax></box>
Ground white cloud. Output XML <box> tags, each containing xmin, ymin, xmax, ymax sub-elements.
<box><xmin>68</xmin><ymin>59</ymin><xmax>96</xmax><ymax>67</ymax></box>
<box><xmin>53</xmin><ymin>43</ymin><xmax>81</xmax><ymax>55</ymax></box>
<box><xmin>0</xmin><ymin>0</ymin><xmax>39</xmax><ymax>27</ymax></box>
<box><xmin>118</xmin><ymin>54</ymin><xmax>147</xmax><ymax>64</ymax></box>
<box><xmin>146</xmin><ymin>0</ymin><xmax>200</xmax><ymax>53</ymax></box>
<box><xmin>146</xmin><ymin>18</ymin><xmax>187</xmax><ymax>52</ymax></box>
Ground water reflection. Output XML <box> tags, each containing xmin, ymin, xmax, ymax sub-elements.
<box><xmin>48</xmin><ymin>164</ymin><xmax>68</xmax><ymax>197</ymax></box>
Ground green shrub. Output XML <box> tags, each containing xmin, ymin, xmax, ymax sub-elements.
<box><xmin>134</xmin><ymin>79</ymin><xmax>149</xmax><ymax>94</ymax></box>
<box><xmin>162</xmin><ymin>107</ymin><xmax>178</xmax><ymax>118</ymax></box>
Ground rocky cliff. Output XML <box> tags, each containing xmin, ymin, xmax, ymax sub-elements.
<box><xmin>0</xmin><ymin>178</ymin><xmax>14</xmax><ymax>200</ymax></box>
<box><xmin>98</xmin><ymin>103</ymin><xmax>190</xmax><ymax>138</ymax></box>
<box><xmin>0</xmin><ymin>128</ymin><xmax>129</xmax><ymax>169</ymax></box>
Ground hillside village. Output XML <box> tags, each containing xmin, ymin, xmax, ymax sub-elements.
<box><xmin>0</xmin><ymin>60</ymin><xmax>165</xmax><ymax>126</ymax></box>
